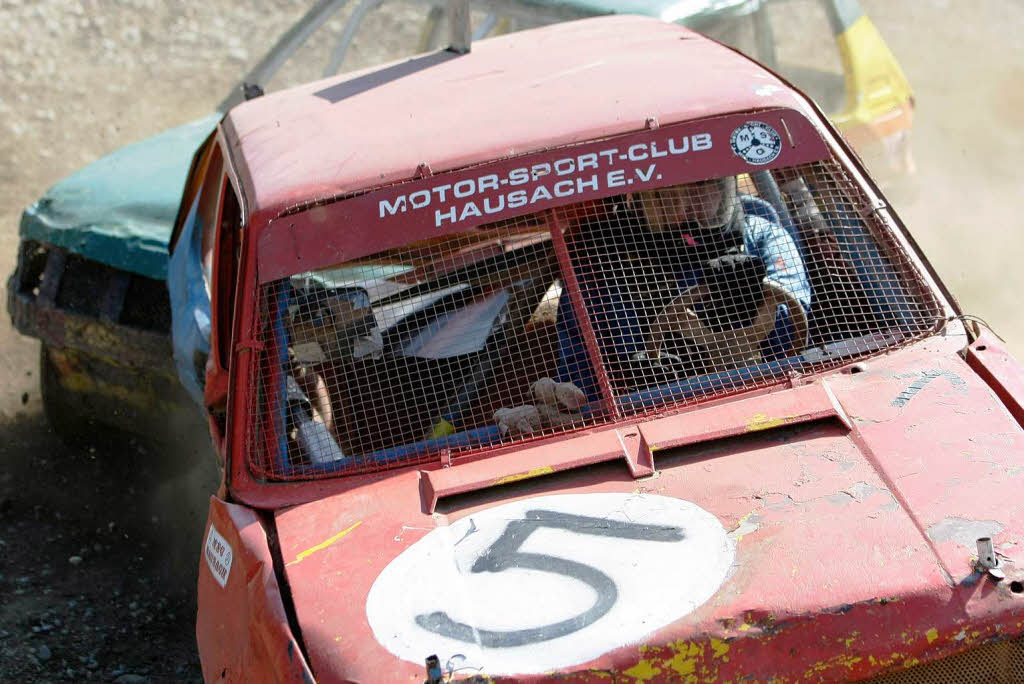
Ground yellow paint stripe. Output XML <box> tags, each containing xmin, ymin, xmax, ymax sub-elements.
<box><xmin>745</xmin><ymin>413</ymin><xmax>787</xmax><ymax>432</ymax></box>
<box><xmin>287</xmin><ymin>521</ymin><xmax>362</xmax><ymax>566</ymax></box>
<box><xmin>494</xmin><ymin>466</ymin><xmax>554</xmax><ymax>486</ymax></box>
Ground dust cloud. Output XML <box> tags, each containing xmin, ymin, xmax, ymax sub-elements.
<box><xmin>860</xmin><ymin>0</ymin><xmax>1024</xmax><ymax>351</ymax></box>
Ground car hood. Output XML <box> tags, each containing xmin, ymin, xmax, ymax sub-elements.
<box><xmin>19</xmin><ymin>113</ymin><xmax>221</xmax><ymax>281</ymax></box>
<box><xmin>273</xmin><ymin>332</ymin><xmax>1024</xmax><ymax>682</ymax></box>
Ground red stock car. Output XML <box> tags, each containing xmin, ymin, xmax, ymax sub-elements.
<box><xmin>175</xmin><ymin>15</ymin><xmax>1024</xmax><ymax>683</ymax></box>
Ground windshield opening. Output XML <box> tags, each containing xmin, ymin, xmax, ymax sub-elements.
<box><xmin>246</xmin><ymin>160</ymin><xmax>941</xmax><ymax>480</ymax></box>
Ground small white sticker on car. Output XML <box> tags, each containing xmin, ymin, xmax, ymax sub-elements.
<box><xmin>730</xmin><ymin>121</ymin><xmax>783</xmax><ymax>165</ymax></box>
<box><xmin>204</xmin><ymin>524</ymin><xmax>233</xmax><ymax>588</ymax></box>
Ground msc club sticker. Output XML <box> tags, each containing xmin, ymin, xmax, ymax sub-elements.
<box><xmin>204</xmin><ymin>524</ymin><xmax>233</xmax><ymax>588</ymax></box>
<box><xmin>365</xmin><ymin>493</ymin><xmax>735</xmax><ymax>675</ymax></box>
<box><xmin>730</xmin><ymin>121</ymin><xmax>783</xmax><ymax>165</ymax></box>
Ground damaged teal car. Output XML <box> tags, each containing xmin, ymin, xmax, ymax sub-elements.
<box><xmin>6</xmin><ymin>0</ymin><xmax>912</xmax><ymax>443</ymax></box>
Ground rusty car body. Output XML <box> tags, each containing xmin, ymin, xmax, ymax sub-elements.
<box><xmin>182</xmin><ymin>13</ymin><xmax>1024</xmax><ymax>683</ymax></box>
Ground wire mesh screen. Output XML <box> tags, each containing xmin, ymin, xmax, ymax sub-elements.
<box><xmin>247</xmin><ymin>161</ymin><xmax>943</xmax><ymax>480</ymax></box>
<box><xmin>560</xmin><ymin>164</ymin><xmax>942</xmax><ymax>418</ymax></box>
<box><xmin>248</xmin><ymin>218</ymin><xmax>602</xmax><ymax>478</ymax></box>
<box><xmin>862</xmin><ymin>635</ymin><xmax>1024</xmax><ymax>684</ymax></box>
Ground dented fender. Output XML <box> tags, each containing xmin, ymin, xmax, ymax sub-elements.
<box><xmin>197</xmin><ymin>497</ymin><xmax>314</xmax><ymax>683</ymax></box>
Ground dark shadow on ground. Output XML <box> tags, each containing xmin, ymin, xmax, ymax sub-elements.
<box><xmin>0</xmin><ymin>408</ymin><xmax>218</xmax><ymax>683</ymax></box>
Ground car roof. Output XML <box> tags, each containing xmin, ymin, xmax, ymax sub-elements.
<box><xmin>222</xmin><ymin>14</ymin><xmax>809</xmax><ymax>218</ymax></box>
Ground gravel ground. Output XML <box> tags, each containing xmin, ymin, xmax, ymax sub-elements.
<box><xmin>0</xmin><ymin>1</ymin><xmax>1021</xmax><ymax>681</ymax></box>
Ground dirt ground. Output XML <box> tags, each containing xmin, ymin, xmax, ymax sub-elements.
<box><xmin>0</xmin><ymin>1</ymin><xmax>1021</xmax><ymax>681</ymax></box>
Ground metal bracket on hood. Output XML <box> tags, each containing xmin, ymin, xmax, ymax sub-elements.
<box><xmin>975</xmin><ymin>537</ymin><xmax>1006</xmax><ymax>581</ymax></box>
<box><xmin>419</xmin><ymin>381</ymin><xmax>851</xmax><ymax>514</ymax></box>
<box><xmin>616</xmin><ymin>427</ymin><xmax>654</xmax><ymax>478</ymax></box>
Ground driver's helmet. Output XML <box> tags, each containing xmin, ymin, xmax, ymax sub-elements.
<box><xmin>635</xmin><ymin>176</ymin><xmax>767</xmax><ymax>332</ymax></box>
<box><xmin>635</xmin><ymin>176</ymin><xmax>739</xmax><ymax>233</ymax></box>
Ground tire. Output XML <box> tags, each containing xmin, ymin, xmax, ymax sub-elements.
<box><xmin>39</xmin><ymin>344</ymin><xmax>98</xmax><ymax>448</ymax></box>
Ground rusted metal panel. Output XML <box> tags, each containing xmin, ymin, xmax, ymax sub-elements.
<box><xmin>7</xmin><ymin>242</ymin><xmax>196</xmax><ymax>436</ymax></box>
<box><xmin>7</xmin><ymin>244</ymin><xmax>175</xmax><ymax>373</ymax></box>
<box><xmin>9</xmin><ymin>293</ymin><xmax>174</xmax><ymax>373</ymax></box>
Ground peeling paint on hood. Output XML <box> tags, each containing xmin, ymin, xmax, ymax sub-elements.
<box><xmin>926</xmin><ymin>517</ymin><xmax>1004</xmax><ymax>549</ymax></box>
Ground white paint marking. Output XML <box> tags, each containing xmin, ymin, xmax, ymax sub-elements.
<box><xmin>204</xmin><ymin>524</ymin><xmax>233</xmax><ymax>589</ymax></box>
<box><xmin>365</xmin><ymin>493</ymin><xmax>734</xmax><ymax>675</ymax></box>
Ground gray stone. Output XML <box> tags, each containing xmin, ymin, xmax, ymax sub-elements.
<box><xmin>115</xmin><ymin>675</ymin><xmax>151</xmax><ymax>684</ymax></box>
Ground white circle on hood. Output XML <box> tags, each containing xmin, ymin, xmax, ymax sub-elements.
<box><xmin>365</xmin><ymin>493</ymin><xmax>734</xmax><ymax>675</ymax></box>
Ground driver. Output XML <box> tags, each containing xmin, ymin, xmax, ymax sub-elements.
<box><xmin>495</xmin><ymin>176</ymin><xmax>811</xmax><ymax>436</ymax></box>
<box><xmin>284</xmin><ymin>285</ymin><xmax>373</xmax><ymax>464</ymax></box>
<box><xmin>556</xmin><ymin>175</ymin><xmax>811</xmax><ymax>403</ymax></box>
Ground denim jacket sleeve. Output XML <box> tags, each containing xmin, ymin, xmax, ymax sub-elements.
<box><xmin>743</xmin><ymin>214</ymin><xmax>811</xmax><ymax>311</ymax></box>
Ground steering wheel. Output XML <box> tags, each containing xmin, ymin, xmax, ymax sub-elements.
<box><xmin>645</xmin><ymin>281</ymin><xmax>808</xmax><ymax>371</ymax></box>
